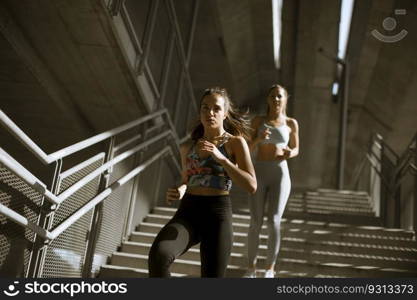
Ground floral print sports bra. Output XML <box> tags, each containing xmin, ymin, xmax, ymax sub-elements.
<box><xmin>185</xmin><ymin>136</ymin><xmax>232</xmax><ymax>191</ymax></box>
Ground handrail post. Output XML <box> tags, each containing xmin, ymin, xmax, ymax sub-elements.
<box><xmin>27</xmin><ymin>159</ymin><xmax>63</xmax><ymax>277</ymax></box>
<box><xmin>156</xmin><ymin>135</ymin><xmax>176</xmax><ymax>207</ymax></box>
<box><xmin>379</xmin><ymin>137</ymin><xmax>389</xmax><ymax>226</ymax></box>
<box><xmin>122</xmin><ymin>123</ymin><xmax>148</xmax><ymax>241</ymax></box>
<box><xmin>393</xmin><ymin>168</ymin><xmax>402</xmax><ymax>228</ymax></box>
<box><xmin>414</xmin><ymin>135</ymin><xmax>417</xmax><ymax>231</ymax></box>
<box><xmin>369</xmin><ymin>135</ymin><xmax>382</xmax><ymax>219</ymax></box>
<box><xmin>153</xmin><ymin>156</ymin><xmax>165</xmax><ymax>207</ymax></box>
<box><xmin>82</xmin><ymin>137</ymin><xmax>115</xmax><ymax>278</ymax></box>
<box><xmin>122</xmin><ymin>152</ymin><xmax>141</xmax><ymax>241</ymax></box>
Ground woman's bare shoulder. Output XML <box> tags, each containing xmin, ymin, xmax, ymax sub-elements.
<box><xmin>286</xmin><ymin>117</ymin><xmax>299</xmax><ymax>130</ymax></box>
<box><xmin>227</xmin><ymin>135</ymin><xmax>248</xmax><ymax>149</ymax></box>
<box><xmin>224</xmin><ymin>134</ymin><xmax>247</xmax><ymax>162</ymax></box>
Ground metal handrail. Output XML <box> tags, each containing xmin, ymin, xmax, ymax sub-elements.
<box><xmin>364</xmin><ymin>136</ymin><xmax>416</xmax><ymax>193</ymax></box>
<box><xmin>179</xmin><ymin>133</ymin><xmax>191</xmax><ymax>145</ymax></box>
<box><xmin>395</xmin><ymin>150</ymin><xmax>415</xmax><ymax>180</ymax></box>
<box><xmin>112</xmin><ymin>123</ymin><xmax>164</xmax><ymax>153</ymax></box>
<box><xmin>372</xmin><ymin>133</ymin><xmax>399</xmax><ymax>162</ymax></box>
<box><xmin>0</xmin><ymin>104</ymin><xmax>188</xmax><ymax>268</ymax></box>
<box><xmin>365</xmin><ymin>153</ymin><xmax>391</xmax><ymax>190</ymax></box>
<box><xmin>0</xmin><ymin>129</ymin><xmax>176</xmax><ymax>206</ymax></box>
<box><xmin>0</xmin><ymin>110</ymin><xmax>50</xmax><ymax>163</ymax></box>
<box><xmin>355</xmin><ymin>131</ymin><xmax>417</xmax><ymax>230</ymax></box>
<box><xmin>0</xmin><ymin>148</ymin><xmax>60</xmax><ymax>205</ymax></box>
<box><xmin>394</xmin><ymin>134</ymin><xmax>417</xmax><ymax>177</ymax></box>
<box><xmin>0</xmin><ymin>146</ymin><xmax>174</xmax><ymax>242</ymax></box>
<box><xmin>56</xmin><ymin>130</ymin><xmax>173</xmax><ymax>203</ymax></box>
<box><xmin>398</xmin><ymin>132</ymin><xmax>417</xmax><ymax>162</ymax></box>
<box><xmin>0</xmin><ymin>108</ymin><xmax>178</xmax><ymax>164</ymax></box>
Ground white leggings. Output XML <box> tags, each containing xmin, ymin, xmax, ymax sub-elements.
<box><xmin>247</xmin><ymin>160</ymin><xmax>291</xmax><ymax>267</ymax></box>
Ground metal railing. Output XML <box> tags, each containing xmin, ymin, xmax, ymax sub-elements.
<box><xmin>354</xmin><ymin>132</ymin><xmax>417</xmax><ymax>230</ymax></box>
<box><xmin>0</xmin><ymin>107</ymin><xmax>185</xmax><ymax>277</ymax></box>
<box><xmin>1</xmin><ymin>146</ymin><xmax>173</xmax><ymax>241</ymax></box>
<box><xmin>1</xmin><ymin>109</ymin><xmax>180</xmax><ymax>165</ymax></box>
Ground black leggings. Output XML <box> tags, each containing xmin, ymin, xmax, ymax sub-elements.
<box><xmin>148</xmin><ymin>194</ymin><xmax>233</xmax><ymax>277</ymax></box>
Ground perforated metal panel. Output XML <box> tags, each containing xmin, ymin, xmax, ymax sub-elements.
<box><xmin>91</xmin><ymin>157</ymin><xmax>135</xmax><ymax>276</ymax></box>
<box><xmin>0</xmin><ymin>163</ymin><xmax>43</xmax><ymax>277</ymax></box>
<box><xmin>41</xmin><ymin>155</ymin><xmax>104</xmax><ymax>277</ymax></box>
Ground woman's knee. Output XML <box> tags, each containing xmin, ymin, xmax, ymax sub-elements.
<box><xmin>149</xmin><ymin>242</ymin><xmax>174</xmax><ymax>269</ymax></box>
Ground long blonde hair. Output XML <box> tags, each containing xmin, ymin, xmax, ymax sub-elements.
<box><xmin>266</xmin><ymin>84</ymin><xmax>289</xmax><ymax>116</ymax></box>
<box><xmin>191</xmin><ymin>87</ymin><xmax>252</xmax><ymax>141</ymax></box>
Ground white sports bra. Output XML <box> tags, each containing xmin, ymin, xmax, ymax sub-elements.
<box><xmin>257</xmin><ymin>121</ymin><xmax>290</xmax><ymax>148</ymax></box>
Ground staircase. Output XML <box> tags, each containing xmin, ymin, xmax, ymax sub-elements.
<box><xmin>99</xmin><ymin>189</ymin><xmax>417</xmax><ymax>278</ymax></box>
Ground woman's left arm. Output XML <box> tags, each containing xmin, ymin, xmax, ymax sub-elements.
<box><xmin>198</xmin><ymin>137</ymin><xmax>257</xmax><ymax>194</ymax></box>
<box><xmin>284</xmin><ymin>118</ymin><xmax>299</xmax><ymax>159</ymax></box>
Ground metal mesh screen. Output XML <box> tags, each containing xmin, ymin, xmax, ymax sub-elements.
<box><xmin>0</xmin><ymin>163</ymin><xmax>43</xmax><ymax>277</ymax></box>
<box><xmin>91</xmin><ymin>156</ymin><xmax>135</xmax><ymax>276</ymax></box>
<box><xmin>41</xmin><ymin>155</ymin><xmax>104</xmax><ymax>277</ymax></box>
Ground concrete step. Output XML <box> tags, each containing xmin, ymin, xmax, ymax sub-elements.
<box><xmin>285</xmin><ymin>202</ymin><xmax>374</xmax><ymax>215</ymax></box>
<box><xmin>144</xmin><ymin>213</ymin><xmax>415</xmax><ymax>240</ymax></box>
<box><xmin>153</xmin><ymin>206</ymin><xmax>379</xmax><ymax>225</ymax></box>
<box><xmin>98</xmin><ymin>264</ymin><xmax>187</xmax><ymax>278</ymax></box>
<box><xmin>130</xmin><ymin>231</ymin><xmax>417</xmax><ymax>260</ymax></box>
<box><xmin>121</xmin><ymin>241</ymin><xmax>417</xmax><ymax>270</ymax></box>
<box><xmin>274</xmin><ymin>258</ymin><xmax>417</xmax><ymax>278</ymax></box>
<box><xmin>152</xmin><ymin>206</ymin><xmax>374</xmax><ymax>220</ymax></box>
<box><xmin>282</xmin><ymin>211</ymin><xmax>380</xmax><ymax>226</ymax></box>
<box><xmin>290</xmin><ymin>191</ymin><xmax>370</xmax><ymax>201</ymax></box>
<box><xmin>101</xmin><ymin>187</ymin><xmax>417</xmax><ymax>278</ymax></box>
<box><xmin>137</xmin><ymin>221</ymin><xmax>417</xmax><ymax>248</ymax></box>
<box><xmin>293</xmin><ymin>196</ymin><xmax>371</xmax><ymax>207</ymax></box>
<box><xmin>235</xmin><ymin>200</ymin><xmax>374</xmax><ymax>216</ymax></box>
<box><xmin>306</xmin><ymin>191</ymin><xmax>370</xmax><ymax>201</ymax></box>
<box><xmin>288</xmin><ymin>198</ymin><xmax>372</xmax><ymax>209</ymax></box>
<box><xmin>109</xmin><ymin>251</ymin><xmax>417</xmax><ymax>278</ymax></box>
<box><xmin>110</xmin><ymin>252</ymin><xmax>244</xmax><ymax>277</ymax></box>
<box><xmin>316</xmin><ymin>189</ymin><xmax>369</xmax><ymax>197</ymax></box>
<box><xmin>98</xmin><ymin>263</ymin><xmax>304</xmax><ymax>278</ymax></box>
<box><xmin>286</xmin><ymin>208</ymin><xmax>374</xmax><ymax>217</ymax></box>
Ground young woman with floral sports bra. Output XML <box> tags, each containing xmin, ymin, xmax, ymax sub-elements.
<box><xmin>148</xmin><ymin>87</ymin><xmax>257</xmax><ymax>277</ymax></box>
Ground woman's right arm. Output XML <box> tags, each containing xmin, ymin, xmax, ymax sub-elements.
<box><xmin>166</xmin><ymin>141</ymin><xmax>191</xmax><ymax>204</ymax></box>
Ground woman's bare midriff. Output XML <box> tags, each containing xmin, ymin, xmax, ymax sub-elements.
<box><xmin>186</xmin><ymin>186</ymin><xmax>230</xmax><ymax>196</ymax></box>
<box><xmin>256</xmin><ymin>143</ymin><xmax>283</xmax><ymax>161</ymax></box>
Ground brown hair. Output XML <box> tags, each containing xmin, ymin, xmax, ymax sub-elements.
<box><xmin>191</xmin><ymin>87</ymin><xmax>252</xmax><ymax>141</ymax></box>
<box><xmin>266</xmin><ymin>84</ymin><xmax>289</xmax><ymax>116</ymax></box>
